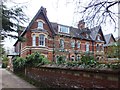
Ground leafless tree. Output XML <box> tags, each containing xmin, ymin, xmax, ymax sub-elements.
<box><xmin>66</xmin><ymin>0</ymin><xmax>120</xmax><ymax>30</ymax></box>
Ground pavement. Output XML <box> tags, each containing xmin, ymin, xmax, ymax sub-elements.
<box><xmin>0</xmin><ymin>68</ymin><xmax>38</xmax><ymax>89</ymax></box>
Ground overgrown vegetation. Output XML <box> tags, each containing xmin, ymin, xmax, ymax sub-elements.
<box><xmin>2</xmin><ymin>56</ymin><xmax>9</xmax><ymax>68</ymax></box>
<box><xmin>13</xmin><ymin>52</ymin><xmax>50</xmax><ymax>70</ymax></box>
<box><xmin>13</xmin><ymin>52</ymin><xmax>120</xmax><ymax>72</ymax></box>
<box><xmin>57</xmin><ymin>56</ymin><xmax>66</xmax><ymax>65</ymax></box>
<box><xmin>53</xmin><ymin>54</ymin><xmax>120</xmax><ymax>70</ymax></box>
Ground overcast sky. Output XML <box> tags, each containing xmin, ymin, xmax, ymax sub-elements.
<box><xmin>3</xmin><ymin>0</ymin><xmax>118</xmax><ymax>52</ymax></box>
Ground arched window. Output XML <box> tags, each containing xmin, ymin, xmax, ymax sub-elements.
<box><xmin>32</xmin><ymin>34</ymin><xmax>36</xmax><ymax>46</ymax></box>
<box><xmin>38</xmin><ymin>21</ymin><xmax>43</xmax><ymax>29</ymax></box>
<box><xmin>71</xmin><ymin>55</ymin><xmax>75</xmax><ymax>61</ymax></box>
<box><xmin>96</xmin><ymin>44</ymin><xmax>100</xmax><ymax>51</ymax></box>
<box><xmin>60</xmin><ymin>39</ymin><xmax>64</xmax><ymax>49</ymax></box>
<box><xmin>77</xmin><ymin>55</ymin><xmax>81</xmax><ymax>61</ymax></box>
<box><xmin>39</xmin><ymin>34</ymin><xmax>45</xmax><ymax>46</ymax></box>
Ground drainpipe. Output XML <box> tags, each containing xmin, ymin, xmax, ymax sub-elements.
<box><xmin>53</xmin><ymin>36</ymin><xmax>55</xmax><ymax>62</ymax></box>
<box><xmin>92</xmin><ymin>41</ymin><xmax>94</xmax><ymax>55</ymax></box>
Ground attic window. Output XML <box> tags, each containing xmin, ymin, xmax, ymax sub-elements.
<box><xmin>38</xmin><ymin>21</ymin><xmax>43</xmax><ymax>29</ymax></box>
<box><xmin>97</xmin><ymin>35</ymin><xmax>101</xmax><ymax>41</ymax></box>
<box><xmin>58</xmin><ymin>25</ymin><xmax>69</xmax><ymax>34</ymax></box>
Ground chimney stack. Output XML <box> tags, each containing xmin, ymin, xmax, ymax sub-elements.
<box><xmin>78</xmin><ymin>20</ymin><xmax>85</xmax><ymax>29</ymax></box>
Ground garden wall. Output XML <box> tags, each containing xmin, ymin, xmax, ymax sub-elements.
<box><xmin>26</xmin><ymin>66</ymin><xmax>120</xmax><ymax>88</ymax></box>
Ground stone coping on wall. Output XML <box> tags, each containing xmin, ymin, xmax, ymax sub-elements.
<box><xmin>26</xmin><ymin>66</ymin><xmax>120</xmax><ymax>88</ymax></box>
<box><xmin>39</xmin><ymin>64</ymin><xmax>120</xmax><ymax>75</ymax></box>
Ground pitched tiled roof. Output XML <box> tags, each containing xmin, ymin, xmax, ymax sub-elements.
<box><xmin>89</xmin><ymin>26</ymin><xmax>101</xmax><ymax>40</ymax></box>
<box><xmin>20</xmin><ymin>6</ymin><xmax>55</xmax><ymax>37</ymax></box>
<box><xmin>104</xmin><ymin>33</ymin><xmax>116</xmax><ymax>46</ymax></box>
<box><xmin>51</xmin><ymin>22</ymin><xmax>92</xmax><ymax>40</ymax></box>
<box><xmin>14</xmin><ymin>6</ymin><xmax>105</xmax><ymax>46</ymax></box>
<box><xmin>104</xmin><ymin>34</ymin><xmax>112</xmax><ymax>45</ymax></box>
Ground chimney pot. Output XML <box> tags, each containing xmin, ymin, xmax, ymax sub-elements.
<box><xmin>78</xmin><ymin>20</ymin><xmax>85</xmax><ymax>29</ymax></box>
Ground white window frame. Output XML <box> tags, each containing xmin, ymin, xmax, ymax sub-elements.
<box><xmin>38</xmin><ymin>21</ymin><xmax>43</xmax><ymax>29</ymax></box>
<box><xmin>32</xmin><ymin>34</ymin><xmax>36</xmax><ymax>46</ymax></box>
<box><xmin>58</xmin><ymin>25</ymin><xmax>69</xmax><ymax>34</ymax></box>
<box><xmin>39</xmin><ymin>34</ymin><xmax>45</xmax><ymax>47</ymax></box>
<box><xmin>71</xmin><ymin>41</ymin><xmax>75</xmax><ymax>48</ymax></box>
<box><xmin>77</xmin><ymin>41</ymin><xmax>80</xmax><ymax>48</ymax></box>
<box><xmin>97</xmin><ymin>35</ymin><xmax>100</xmax><ymax>41</ymax></box>
<box><xmin>86</xmin><ymin>42</ymin><xmax>89</xmax><ymax>52</ymax></box>
<box><xmin>60</xmin><ymin>39</ymin><xmax>64</xmax><ymax>49</ymax></box>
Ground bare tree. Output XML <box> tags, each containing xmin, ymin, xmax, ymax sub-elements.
<box><xmin>66</xmin><ymin>0</ymin><xmax>120</xmax><ymax>30</ymax></box>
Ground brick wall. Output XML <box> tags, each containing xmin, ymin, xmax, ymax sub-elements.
<box><xmin>26</xmin><ymin>67</ymin><xmax>120</xmax><ymax>88</ymax></box>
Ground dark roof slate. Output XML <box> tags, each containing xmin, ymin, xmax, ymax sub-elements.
<box><xmin>51</xmin><ymin>22</ymin><xmax>92</xmax><ymax>40</ymax></box>
<box><xmin>89</xmin><ymin>26</ymin><xmax>101</xmax><ymax>40</ymax></box>
<box><xmin>104</xmin><ymin>33</ymin><xmax>116</xmax><ymax>46</ymax></box>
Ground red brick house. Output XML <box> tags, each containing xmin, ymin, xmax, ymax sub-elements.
<box><xmin>14</xmin><ymin>6</ymin><xmax>106</xmax><ymax>62</ymax></box>
<box><xmin>104</xmin><ymin>33</ymin><xmax>116</xmax><ymax>57</ymax></box>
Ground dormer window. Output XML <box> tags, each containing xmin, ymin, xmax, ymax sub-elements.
<box><xmin>38</xmin><ymin>21</ymin><xmax>43</xmax><ymax>29</ymax></box>
<box><xmin>58</xmin><ymin>25</ymin><xmax>69</xmax><ymax>34</ymax></box>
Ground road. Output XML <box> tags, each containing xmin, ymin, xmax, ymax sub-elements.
<box><xmin>1</xmin><ymin>69</ymin><xmax>37</xmax><ymax>89</ymax></box>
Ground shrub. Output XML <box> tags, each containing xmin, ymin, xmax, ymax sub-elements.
<box><xmin>57</xmin><ymin>56</ymin><xmax>65</xmax><ymax>65</ymax></box>
<box><xmin>66</xmin><ymin>61</ymin><xmax>80</xmax><ymax>67</ymax></box>
<box><xmin>13</xmin><ymin>57</ymin><xmax>26</xmax><ymax>70</ymax></box>
<box><xmin>26</xmin><ymin>52</ymin><xmax>50</xmax><ymax>67</ymax></box>
<box><xmin>81</xmin><ymin>55</ymin><xmax>98</xmax><ymax>68</ymax></box>
<box><xmin>2</xmin><ymin>56</ymin><xmax>9</xmax><ymax>68</ymax></box>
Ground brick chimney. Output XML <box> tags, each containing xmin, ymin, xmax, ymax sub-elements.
<box><xmin>78</xmin><ymin>20</ymin><xmax>85</xmax><ymax>29</ymax></box>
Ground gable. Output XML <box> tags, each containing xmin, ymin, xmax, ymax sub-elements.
<box><xmin>109</xmin><ymin>34</ymin><xmax>116</xmax><ymax>44</ymax></box>
<box><xmin>95</xmin><ymin>28</ymin><xmax>105</xmax><ymax>41</ymax></box>
<box><xmin>104</xmin><ymin>34</ymin><xmax>116</xmax><ymax>45</ymax></box>
<box><xmin>21</xmin><ymin>6</ymin><xmax>55</xmax><ymax>38</ymax></box>
<box><xmin>90</xmin><ymin>26</ymin><xmax>105</xmax><ymax>42</ymax></box>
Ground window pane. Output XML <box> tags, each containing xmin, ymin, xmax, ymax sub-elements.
<box><xmin>96</xmin><ymin>44</ymin><xmax>100</xmax><ymax>51</ymax></box>
<box><xmin>86</xmin><ymin>43</ymin><xmax>89</xmax><ymax>51</ymax></box>
<box><xmin>60</xmin><ymin>39</ymin><xmax>64</xmax><ymax>49</ymax></box>
<box><xmin>39</xmin><ymin>34</ymin><xmax>45</xmax><ymax>46</ymax></box>
<box><xmin>71</xmin><ymin>42</ymin><xmax>75</xmax><ymax>48</ymax></box>
<box><xmin>38</xmin><ymin>21</ymin><xmax>43</xmax><ymax>29</ymax></box>
<box><xmin>59</xmin><ymin>25</ymin><xmax>69</xmax><ymax>33</ymax></box>
<box><xmin>77</xmin><ymin>42</ymin><xmax>80</xmax><ymax>48</ymax></box>
<box><xmin>32</xmin><ymin>34</ymin><xmax>36</xmax><ymax>46</ymax></box>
